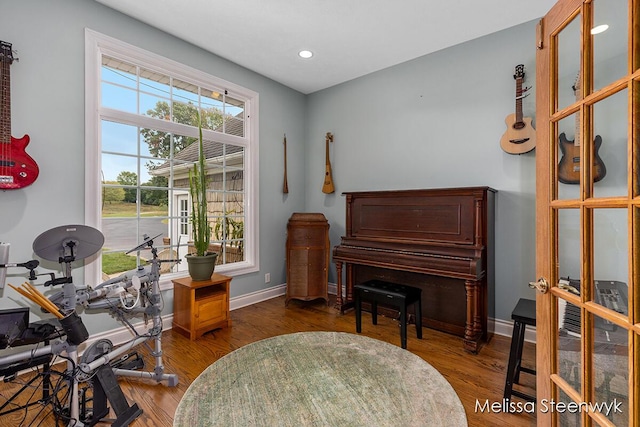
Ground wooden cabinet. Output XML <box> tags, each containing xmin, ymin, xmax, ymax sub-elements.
<box><xmin>286</xmin><ymin>213</ymin><xmax>330</xmax><ymax>305</ymax></box>
<box><xmin>172</xmin><ymin>274</ymin><xmax>232</xmax><ymax>340</ymax></box>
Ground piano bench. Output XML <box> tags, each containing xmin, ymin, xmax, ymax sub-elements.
<box><xmin>354</xmin><ymin>280</ymin><xmax>422</xmax><ymax>349</ymax></box>
<box><xmin>504</xmin><ymin>298</ymin><xmax>536</xmax><ymax>402</ymax></box>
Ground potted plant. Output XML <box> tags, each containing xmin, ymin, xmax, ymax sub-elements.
<box><xmin>185</xmin><ymin>113</ymin><xmax>218</xmax><ymax>280</ymax></box>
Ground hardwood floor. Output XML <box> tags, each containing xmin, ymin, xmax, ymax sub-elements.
<box><xmin>0</xmin><ymin>295</ymin><xmax>536</xmax><ymax>426</ymax></box>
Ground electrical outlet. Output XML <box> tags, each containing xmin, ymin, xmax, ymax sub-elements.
<box><xmin>265</xmin><ymin>273</ymin><xmax>271</xmax><ymax>283</ymax></box>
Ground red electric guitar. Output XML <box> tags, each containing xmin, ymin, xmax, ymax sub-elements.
<box><xmin>1</xmin><ymin>40</ymin><xmax>39</xmax><ymax>189</ymax></box>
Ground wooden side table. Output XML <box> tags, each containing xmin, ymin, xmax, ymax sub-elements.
<box><xmin>172</xmin><ymin>274</ymin><xmax>232</xmax><ymax>340</ymax></box>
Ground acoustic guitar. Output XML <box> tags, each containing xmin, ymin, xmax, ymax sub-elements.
<box><xmin>0</xmin><ymin>40</ymin><xmax>39</xmax><ymax>189</ymax></box>
<box><xmin>500</xmin><ymin>64</ymin><xmax>536</xmax><ymax>155</ymax></box>
<box><xmin>557</xmin><ymin>75</ymin><xmax>606</xmax><ymax>185</ymax></box>
<box><xmin>322</xmin><ymin>132</ymin><xmax>335</xmax><ymax>194</ymax></box>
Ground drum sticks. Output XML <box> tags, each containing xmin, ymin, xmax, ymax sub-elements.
<box><xmin>9</xmin><ymin>282</ymin><xmax>65</xmax><ymax>319</ymax></box>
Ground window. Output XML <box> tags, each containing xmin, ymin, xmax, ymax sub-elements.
<box><xmin>85</xmin><ymin>30</ymin><xmax>259</xmax><ymax>286</ymax></box>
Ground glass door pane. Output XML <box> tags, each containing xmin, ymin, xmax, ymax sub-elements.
<box><xmin>558</xmin><ymin>112</ymin><xmax>582</xmax><ymax>196</ymax></box>
<box><xmin>592</xmin><ymin>0</ymin><xmax>628</xmax><ymax>92</ymax></box>
<box><xmin>557</xmin><ymin>13</ymin><xmax>582</xmax><ymax>113</ymax></box>
<box><xmin>592</xmin><ymin>89</ymin><xmax>627</xmax><ymax>198</ymax></box>
<box><xmin>593</xmin><ymin>209</ymin><xmax>629</xmax><ymax>295</ymax></box>
<box><xmin>592</xmin><ymin>311</ymin><xmax>629</xmax><ymax>425</ymax></box>
<box><xmin>558</xmin><ymin>296</ymin><xmax>582</xmax><ymax>392</ymax></box>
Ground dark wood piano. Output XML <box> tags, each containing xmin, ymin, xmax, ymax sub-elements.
<box><xmin>333</xmin><ymin>187</ymin><xmax>496</xmax><ymax>353</ymax></box>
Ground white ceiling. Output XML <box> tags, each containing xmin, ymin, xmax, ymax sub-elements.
<box><xmin>95</xmin><ymin>0</ymin><xmax>556</xmax><ymax>94</ymax></box>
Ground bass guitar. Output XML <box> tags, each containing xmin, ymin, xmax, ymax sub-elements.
<box><xmin>500</xmin><ymin>64</ymin><xmax>536</xmax><ymax>154</ymax></box>
<box><xmin>1</xmin><ymin>40</ymin><xmax>39</xmax><ymax>189</ymax></box>
<box><xmin>557</xmin><ymin>74</ymin><xmax>606</xmax><ymax>184</ymax></box>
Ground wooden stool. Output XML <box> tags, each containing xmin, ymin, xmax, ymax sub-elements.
<box><xmin>354</xmin><ymin>280</ymin><xmax>422</xmax><ymax>349</ymax></box>
<box><xmin>504</xmin><ymin>298</ymin><xmax>536</xmax><ymax>402</ymax></box>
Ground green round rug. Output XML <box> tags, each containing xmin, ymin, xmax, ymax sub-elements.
<box><xmin>174</xmin><ymin>331</ymin><xmax>467</xmax><ymax>426</ymax></box>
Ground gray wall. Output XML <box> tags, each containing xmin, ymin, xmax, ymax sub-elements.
<box><xmin>305</xmin><ymin>22</ymin><xmax>540</xmax><ymax>320</ymax></box>
<box><xmin>1</xmin><ymin>0</ymin><xmax>306</xmax><ymax>332</ymax></box>
<box><xmin>1</xmin><ymin>0</ymin><xmax>539</xmax><ymax>332</ymax></box>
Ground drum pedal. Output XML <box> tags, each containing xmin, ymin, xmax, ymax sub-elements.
<box><xmin>91</xmin><ymin>364</ymin><xmax>143</xmax><ymax>426</ymax></box>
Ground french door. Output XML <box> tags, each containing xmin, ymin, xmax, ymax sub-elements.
<box><xmin>535</xmin><ymin>0</ymin><xmax>639</xmax><ymax>425</ymax></box>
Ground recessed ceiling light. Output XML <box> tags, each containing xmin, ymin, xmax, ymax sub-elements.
<box><xmin>298</xmin><ymin>50</ymin><xmax>313</xmax><ymax>59</ymax></box>
<box><xmin>591</xmin><ymin>24</ymin><xmax>609</xmax><ymax>35</ymax></box>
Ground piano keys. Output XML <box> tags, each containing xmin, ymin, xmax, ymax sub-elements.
<box><xmin>333</xmin><ymin>187</ymin><xmax>496</xmax><ymax>353</ymax></box>
<box><xmin>558</xmin><ymin>278</ymin><xmax>628</xmax><ymax>353</ymax></box>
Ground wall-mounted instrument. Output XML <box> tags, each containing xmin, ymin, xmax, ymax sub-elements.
<box><xmin>0</xmin><ymin>40</ymin><xmax>39</xmax><ymax>189</ymax></box>
<box><xmin>558</xmin><ymin>74</ymin><xmax>606</xmax><ymax>184</ymax></box>
<box><xmin>322</xmin><ymin>132</ymin><xmax>335</xmax><ymax>194</ymax></box>
<box><xmin>283</xmin><ymin>134</ymin><xmax>289</xmax><ymax>193</ymax></box>
<box><xmin>500</xmin><ymin>64</ymin><xmax>536</xmax><ymax>155</ymax></box>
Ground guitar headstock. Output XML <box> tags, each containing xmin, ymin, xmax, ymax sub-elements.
<box><xmin>326</xmin><ymin>132</ymin><xmax>333</xmax><ymax>143</ymax></box>
<box><xmin>513</xmin><ymin>64</ymin><xmax>525</xmax><ymax>80</ymax></box>
<box><xmin>0</xmin><ymin>40</ymin><xmax>14</xmax><ymax>64</ymax></box>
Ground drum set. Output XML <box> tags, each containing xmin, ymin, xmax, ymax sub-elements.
<box><xmin>0</xmin><ymin>225</ymin><xmax>180</xmax><ymax>426</ymax></box>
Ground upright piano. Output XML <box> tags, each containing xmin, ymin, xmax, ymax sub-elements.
<box><xmin>333</xmin><ymin>187</ymin><xmax>496</xmax><ymax>353</ymax></box>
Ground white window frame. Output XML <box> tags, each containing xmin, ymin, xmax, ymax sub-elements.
<box><xmin>84</xmin><ymin>29</ymin><xmax>259</xmax><ymax>288</ymax></box>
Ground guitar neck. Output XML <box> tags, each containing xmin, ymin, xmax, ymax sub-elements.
<box><xmin>284</xmin><ymin>136</ymin><xmax>288</xmax><ymax>167</ymax></box>
<box><xmin>0</xmin><ymin>42</ymin><xmax>11</xmax><ymax>145</ymax></box>
<box><xmin>283</xmin><ymin>134</ymin><xmax>288</xmax><ymax>193</ymax></box>
<box><xmin>325</xmin><ymin>139</ymin><xmax>330</xmax><ymax>165</ymax></box>
<box><xmin>573</xmin><ymin>76</ymin><xmax>581</xmax><ymax>147</ymax></box>
<box><xmin>514</xmin><ymin>76</ymin><xmax>524</xmax><ymax>124</ymax></box>
<box><xmin>325</xmin><ymin>132</ymin><xmax>333</xmax><ymax>165</ymax></box>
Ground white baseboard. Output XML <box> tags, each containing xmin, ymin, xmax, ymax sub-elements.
<box><xmin>491</xmin><ymin>317</ymin><xmax>537</xmax><ymax>343</ymax></box>
<box><xmin>228</xmin><ymin>281</ymin><xmax>336</xmax><ymax>311</ymax></box>
<box><xmin>328</xmin><ymin>282</ymin><xmax>338</xmax><ymax>296</ymax></box>
<box><xmin>229</xmin><ymin>283</ymin><xmax>287</xmax><ymax>310</ymax></box>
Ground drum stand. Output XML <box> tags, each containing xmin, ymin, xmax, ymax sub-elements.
<box><xmin>79</xmin><ymin>233</ymin><xmax>179</xmax><ymax>388</ymax></box>
<box><xmin>1</xmin><ymin>227</ymin><xmax>179</xmax><ymax>426</ymax></box>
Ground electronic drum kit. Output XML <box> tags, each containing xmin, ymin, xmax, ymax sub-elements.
<box><xmin>0</xmin><ymin>225</ymin><xmax>180</xmax><ymax>426</ymax></box>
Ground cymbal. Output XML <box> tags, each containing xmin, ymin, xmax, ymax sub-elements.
<box><xmin>125</xmin><ymin>233</ymin><xmax>162</xmax><ymax>254</ymax></box>
<box><xmin>33</xmin><ymin>225</ymin><xmax>105</xmax><ymax>262</ymax></box>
